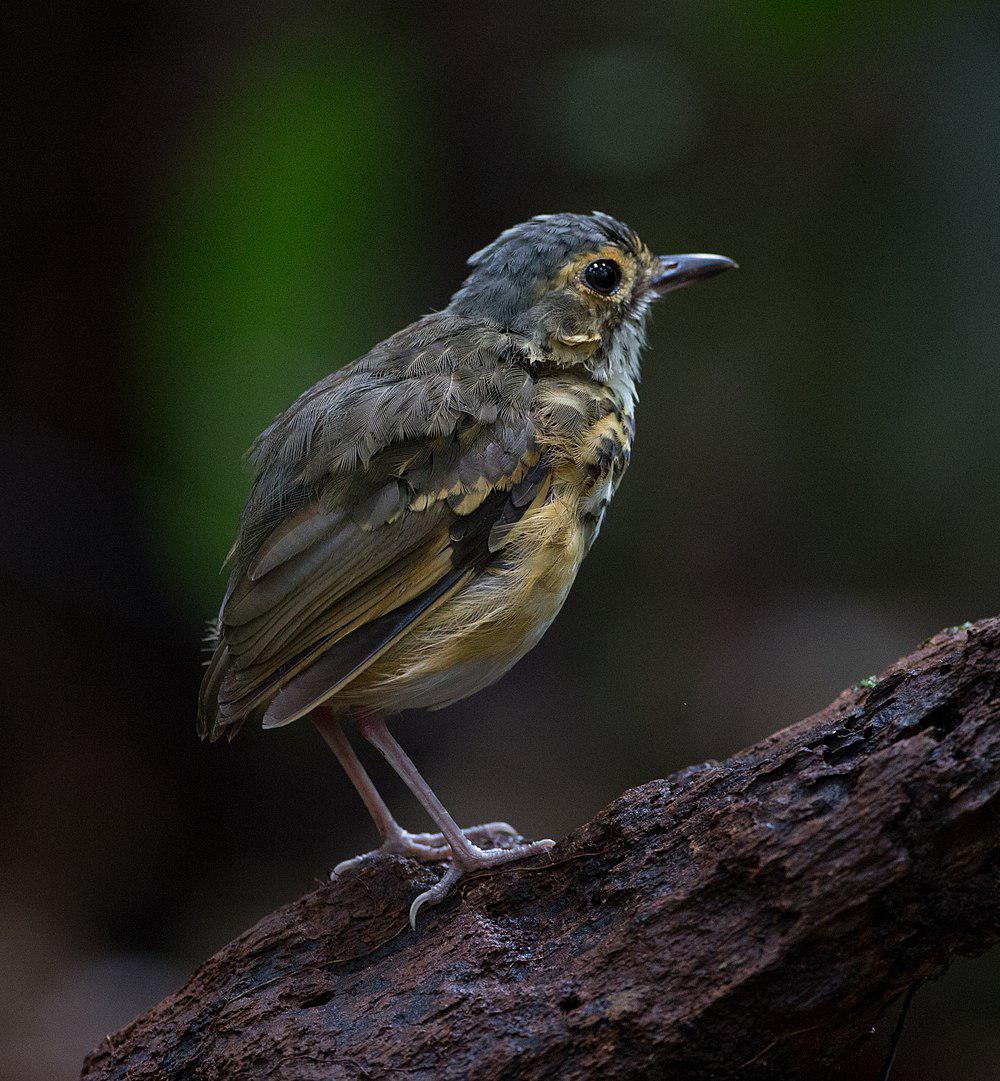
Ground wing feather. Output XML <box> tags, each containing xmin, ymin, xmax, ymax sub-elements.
<box><xmin>260</xmin><ymin>565</ymin><xmax>475</xmax><ymax>728</ymax></box>
<box><xmin>197</xmin><ymin>315</ymin><xmax>547</xmax><ymax>741</ymax></box>
<box><xmin>247</xmin><ymin>506</ymin><xmax>341</xmax><ymax>581</ymax></box>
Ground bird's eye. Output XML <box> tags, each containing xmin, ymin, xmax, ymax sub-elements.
<box><xmin>583</xmin><ymin>259</ymin><xmax>623</xmax><ymax>295</ymax></box>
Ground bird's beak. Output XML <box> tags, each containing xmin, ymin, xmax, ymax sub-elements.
<box><xmin>651</xmin><ymin>253</ymin><xmax>737</xmax><ymax>296</ymax></box>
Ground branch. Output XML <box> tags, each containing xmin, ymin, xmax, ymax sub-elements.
<box><xmin>82</xmin><ymin>618</ymin><xmax>1000</xmax><ymax>1080</ymax></box>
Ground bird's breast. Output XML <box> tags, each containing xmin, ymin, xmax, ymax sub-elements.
<box><xmin>538</xmin><ymin>381</ymin><xmax>634</xmax><ymax>549</ymax></box>
<box><xmin>338</xmin><ymin>495</ymin><xmax>586</xmax><ymax>712</ymax></box>
<box><xmin>336</xmin><ymin>381</ymin><xmax>635</xmax><ymax>714</ymax></box>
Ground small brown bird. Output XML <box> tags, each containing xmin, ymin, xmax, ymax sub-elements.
<box><xmin>199</xmin><ymin>212</ymin><xmax>734</xmax><ymax>924</ymax></box>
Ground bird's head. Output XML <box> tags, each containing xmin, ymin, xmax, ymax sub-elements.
<box><xmin>446</xmin><ymin>212</ymin><xmax>735</xmax><ymax>377</ymax></box>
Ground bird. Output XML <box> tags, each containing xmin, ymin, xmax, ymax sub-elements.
<box><xmin>198</xmin><ymin>212</ymin><xmax>735</xmax><ymax>925</ymax></box>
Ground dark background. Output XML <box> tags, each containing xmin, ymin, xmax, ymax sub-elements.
<box><xmin>4</xmin><ymin>2</ymin><xmax>999</xmax><ymax>1077</ymax></box>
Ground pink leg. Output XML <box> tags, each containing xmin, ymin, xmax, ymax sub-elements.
<box><xmin>355</xmin><ymin>711</ymin><xmax>554</xmax><ymax>926</ymax></box>
<box><xmin>313</xmin><ymin>706</ymin><xmax>520</xmax><ymax>875</ymax></box>
<box><xmin>313</xmin><ymin>706</ymin><xmax>450</xmax><ymax>871</ymax></box>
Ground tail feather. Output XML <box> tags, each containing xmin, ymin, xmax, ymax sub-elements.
<box><xmin>197</xmin><ymin>624</ymin><xmax>233</xmax><ymax>742</ymax></box>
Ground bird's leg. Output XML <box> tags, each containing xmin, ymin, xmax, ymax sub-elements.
<box><xmin>312</xmin><ymin>706</ymin><xmax>451</xmax><ymax>873</ymax></box>
<box><xmin>314</xmin><ymin>707</ymin><xmax>522</xmax><ymax>873</ymax></box>
<box><xmin>354</xmin><ymin>710</ymin><xmax>554</xmax><ymax>927</ymax></box>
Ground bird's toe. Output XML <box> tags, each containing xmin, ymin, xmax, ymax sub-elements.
<box><xmin>409</xmin><ymin>864</ymin><xmax>465</xmax><ymax>929</ymax></box>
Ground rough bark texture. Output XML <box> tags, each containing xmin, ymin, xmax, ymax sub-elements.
<box><xmin>83</xmin><ymin>618</ymin><xmax>1000</xmax><ymax>1080</ymax></box>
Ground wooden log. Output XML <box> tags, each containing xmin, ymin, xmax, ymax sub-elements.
<box><xmin>82</xmin><ymin>618</ymin><xmax>1000</xmax><ymax>1079</ymax></box>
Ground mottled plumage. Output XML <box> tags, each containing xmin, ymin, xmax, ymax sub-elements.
<box><xmin>198</xmin><ymin>212</ymin><xmax>734</xmax><ymax>923</ymax></box>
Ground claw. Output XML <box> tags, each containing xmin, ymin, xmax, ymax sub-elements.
<box><xmin>332</xmin><ymin>851</ymin><xmax>369</xmax><ymax>877</ymax></box>
<box><xmin>331</xmin><ymin>830</ymin><xmax>450</xmax><ymax>878</ymax></box>
<box><xmin>407</xmin><ymin>837</ymin><xmax>556</xmax><ymax>929</ymax></box>
<box><xmin>409</xmin><ymin>864</ymin><xmax>464</xmax><ymax>929</ymax></box>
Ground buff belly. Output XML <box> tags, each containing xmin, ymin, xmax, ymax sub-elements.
<box><xmin>337</xmin><ymin>495</ymin><xmax>586</xmax><ymax>713</ymax></box>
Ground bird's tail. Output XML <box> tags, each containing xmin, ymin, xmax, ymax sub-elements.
<box><xmin>197</xmin><ymin>618</ymin><xmax>239</xmax><ymax>742</ymax></box>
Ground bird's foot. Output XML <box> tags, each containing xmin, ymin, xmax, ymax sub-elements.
<box><xmin>331</xmin><ymin>821</ymin><xmax>524</xmax><ymax>877</ymax></box>
<box><xmin>403</xmin><ymin>820</ymin><xmax>522</xmax><ymax>851</ymax></box>
<box><xmin>408</xmin><ymin>836</ymin><xmax>555</xmax><ymax>930</ymax></box>
<box><xmin>332</xmin><ymin>828</ymin><xmax>449</xmax><ymax>876</ymax></box>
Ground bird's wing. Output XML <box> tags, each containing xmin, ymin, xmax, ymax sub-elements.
<box><xmin>198</xmin><ymin>316</ymin><xmax>549</xmax><ymax>740</ymax></box>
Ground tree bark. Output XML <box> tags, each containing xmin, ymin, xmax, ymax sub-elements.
<box><xmin>82</xmin><ymin>618</ymin><xmax>1000</xmax><ymax>1080</ymax></box>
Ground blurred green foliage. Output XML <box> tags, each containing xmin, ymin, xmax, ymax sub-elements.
<box><xmin>143</xmin><ymin>43</ymin><xmax>419</xmax><ymax>603</ymax></box>
<box><xmin>696</xmin><ymin>0</ymin><xmax>915</xmax><ymax>60</ymax></box>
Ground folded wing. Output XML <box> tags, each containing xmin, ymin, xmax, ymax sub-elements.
<box><xmin>198</xmin><ymin>317</ymin><xmax>547</xmax><ymax>740</ymax></box>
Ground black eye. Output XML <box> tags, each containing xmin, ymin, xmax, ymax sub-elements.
<box><xmin>583</xmin><ymin>259</ymin><xmax>622</xmax><ymax>295</ymax></box>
